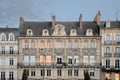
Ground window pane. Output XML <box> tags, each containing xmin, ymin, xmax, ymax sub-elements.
<box><xmin>24</xmin><ymin>56</ymin><xmax>29</xmax><ymax>65</ymax></box>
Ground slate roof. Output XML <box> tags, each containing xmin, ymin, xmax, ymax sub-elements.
<box><xmin>101</xmin><ymin>21</ymin><xmax>120</xmax><ymax>28</ymax></box>
<box><xmin>19</xmin><ymin>21</ymin><xmax>100</xmax><ymax>36</ymax></box>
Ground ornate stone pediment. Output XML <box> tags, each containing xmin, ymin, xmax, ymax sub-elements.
<box><xmin>52</xmin><ymin>24</ymin><xmax>66</xmax><ymax>36</ymax></box>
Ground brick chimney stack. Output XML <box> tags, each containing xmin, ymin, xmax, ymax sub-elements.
<box><xmin>52</xmin><ymin>15</ymin><xmax>55</xmax><ymax>27</ymax></box>
<box><xmin>19</xmin><ymin>16</ymin><xmax>24</xmax><ymax>24</ymax></box>
<box><xmin>95</xmin><ymin>11</ymin><xmax>101</xmax><ymax>25</ymax></box>
<box><xmin>79</xmin><ymin>14</ymin><xmax>82</xmax><ymax>28</ymax></box>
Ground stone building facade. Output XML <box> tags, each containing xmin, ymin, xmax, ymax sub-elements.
<box><xmin>17</xmin><ymin>12</ymin><xmax>101</xmax><ymax>80</ymax></box>
<box><xmin>0</xmin><ymin>11</ymin><xmax>120</xmax><ymax>80</ymax></box>
<box><xmin>0</xmin><ymin>27</ymin><xmax>19</xmax><ymax>80</ymax></box>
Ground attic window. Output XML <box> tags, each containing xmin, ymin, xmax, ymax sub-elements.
<box><xmin>106</xmin><ymin>21</ymin><xmax>110</xmax><ymax>28</ymax></box>
<box><xmin>86</xmin><ymin>29</ymin><xmax>93</xmax><ymax>36</ymax></box>
<box><xmin>27</xmin><ymin>29</ymin><xmax>33</xmax><ymax>36</ymax></box>
<box><xmin>42</xmin><ymin>29</ymin><xmax>49</xmax><ymax>36</ymax></box>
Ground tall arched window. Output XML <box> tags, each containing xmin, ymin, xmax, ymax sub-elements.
<box><xmin>25</xmin><ymin>40</ymin><xmax>29</xmax><ymax>49</ymax></box>
<box><xmin>47</xmin><ymin>40</ymin><xmax>51</xmax><ymax>48</ymax></box>
<box><xmin>1</xmin><ymin>33</ymin><xmax>6</xmax><ymax>41</ymax></box>
<box><xmin>115</xmin><ymin>34</ymin><xmax>120</xmax><ymax>42</ymax></box>
<box><xmin>57</xmin><ymin>40</ymin><xmax>62</xmax><ymax>48</ymax></box>
<box><xmin>41</xmin><ymin>40</ymin><xmax>45</xmax><ymax>48</ymax></box>
<box><xmin>90</xmin><ymin>40</ymin><xmax>94</xmax><ymax>49</ymax></box>
<box><xmin>84</xmin><ymin>40</ymin><xmax>88</xmax><ymax>49</ymax></box>
<box><xmin>74</xmin><ymin>40</ymin><xmax>78</xmax><ymax>48</ymax></box>
<box><xmin>106</xmin><ymin>34</ymin><xmax>111</xmax><ymax>41</ymax></box>
<box><xmin>115</xmin><ymin>59</ymin><xmax>120</xmax><ymax>68</ymax></box>
<box><xmin>106</xmin><ymin>59</ymin><xmax>110</xmax><ymax>68</ymax></box>
<box><xmin>31</xmin><ymin>41</ymin><xmax>35</xmax><ymax>48</ymax></box>
<box><xmin>68</xmin><ymin>41</ymin><xmax>72</xmax><ymax>48</ymax></box>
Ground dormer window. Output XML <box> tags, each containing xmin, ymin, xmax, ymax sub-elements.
<box><xmin>27</xmin><ymin>29</ymin><xmax>33</xmax><ymax>36</ymax></box>
<box><xmin>70</xmin><ymin>29</ymin><xmax>77</xmax><ymax>36</ymax></box>
<box><xmin>86</xmin><ymin>29</ymin><xmax>93</xmax><ymax>36</ymax></box>
<box><xmin>42</xmin><ymin>29</ymin><xmax>49</xmax><ymax>36</ymax></box>
<box><xmin>9</xmin><ymin>33</ymin><xmax>14</xmax><ymax>41</ymax></box>
<box><xmin>1</xmin><ymin>33</ymin><xmax>6</xmax><ymax>41</ymax></box>
<box><xmin>106</xmin><ymin>21</ymin><xmax>110</xmax><ymax>28</ymax></box>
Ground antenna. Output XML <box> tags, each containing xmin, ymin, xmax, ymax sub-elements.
<box><xmin>50</xmin><ymin>11</ymin><xmax>55</xmax><ymax>16</ymax></box>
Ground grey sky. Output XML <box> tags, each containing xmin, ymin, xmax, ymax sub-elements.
<box><xmin>0</xmin><ymin>0</ymin><xmax>120</xmax><ymax>27</ymax></box>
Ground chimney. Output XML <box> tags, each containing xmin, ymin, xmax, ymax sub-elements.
<box><xmin>19</xmin><ymin>16</ymin><xmax>24</xmax><ymax>24</ymax></box>
<box><xmin>52</xmin><ymin>15</ymin><xmax>55</xmax><ymax>27</ymax></box>
<box><xmin>95</xmin><ymin>11</ymin><xmax>101</xmax><ymax>25</ymax></box>
<box><xmin>79</xmin><ymin>14</ymin><xmax>82</xmax><ymax>28</ymax></box>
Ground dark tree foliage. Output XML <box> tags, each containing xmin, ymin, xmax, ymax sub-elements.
<box><xmin>22</xmin><ymin>69</ymin><xmax>28</xmax><ymax>80</ymax></box>
<box><xmin>84</xmin><ymin>71</ymin><xmax>91</xmax><ymax>80</ymax></box>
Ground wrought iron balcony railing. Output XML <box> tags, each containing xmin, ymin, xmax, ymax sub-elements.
<box><xmin>23</xmin><ymin>48</ymin><xmax>37</xmax><ymax>54</ymax></box>
<box><xmin>0</xmin><ymin>51</ymin><xmax>18</xmax><ymax>55</ymax></box>
<box><xmin>82</xmin><ymin>48</ymin><xmax>96</xmax><ymax>54</ymax></box>
<box><xmin>104</xmin><ymin>53</ymin><xmax>112</xmax><ymax>57</ymax></box>
<box><xmin>101</xmin><ymin>66</ymin><xmax>120</xmax><ymax>72</ymax></box>
<box><xmin>66</xmin><ymin>48</ymin><xmax>80</xmax><ymax>53</ymax></box>
<box><xmin>54</xmin><ymin>48</ymin><xmax>64</xmax><ymax>54</ymax></box>
<box><xmin>114</xmin><ymin>41</ymin><xmax>120</xmax><ymax>45</ymax></box>
<box><xmin>104</xmin><ymin>40</ymin><xmax>112</xmax><ymax>45</ymax></box>
<box><xmin>114</xmin><ymin>53</ymin><xmax>120</xmax><ymax>57</ymax></box>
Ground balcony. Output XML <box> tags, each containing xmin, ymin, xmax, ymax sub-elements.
<box><xmin>47</xmin><ymin>48</ymin><xmax>53</xmax><ymax>53</ymax></box>
<box><xmin>104</xmin><ymin>53</ymin><xmax>112</xmax><ymax>57</ymax></box>
<box><xmin>66</xmin><ymin>48</ymin><xmax>80</xmax><ymax>53</ymax></box>
<box><xmin>39</xmin><ymin>48</ymin><xmax>47</xmax><ymax>54</ymax></box>
<box><xmin>54</xmin><ymin>48</ymin><xmax>64</xmax><ymax>54</ymax></box>
<box><xmin>89</xmin><ymin>48</ymin><xmax>96</xmax><ymax>54</ymax></box>
<box><xmin>23</xmin><ymin>48</ymin><xmax>37</xmax><ymax>54</ymax></box>
<box><xmin>0</xmin><ymin>51</ymin><xmax>18</xmax><ymax>56</ymax></box>
<box><xmin>114</xmin><ymin>41</ymin><xmax>120</xmax><ymax>45</ymax></box>
<box><xmin>82</xmin><ymin>48</ymin><xmax>89</xmax><ymax>53</ymax></box>
<box><xmin>101</xmin><ymin>66</ymin><xmax>120</xmax><ymax>72</ymax></box>
<box><xmin>104</xmin><ymin>40</ymin><xmax>112</xmax><ymax>45</ymax></box>
<box><xmin>114</xmin><ymin>53</ymin><xmax>120</xmax><ymax>57</ymax></box>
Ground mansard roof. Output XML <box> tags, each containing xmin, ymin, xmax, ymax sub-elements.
<box><xmin>19</xmin><ymin>21</ymin><xmax>100</xmax><ymax>36</ymax></box>
<box><xmin>101</xmin><ymin>21</ymin><xmax>120</xmax><ymax>28</ymax></box>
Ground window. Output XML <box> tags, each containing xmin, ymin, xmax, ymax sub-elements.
<box><xmin>30</xmin><ymin>56</ymin><xmax>35</xmax><ymax>65</ymax></box>
<box><xmin>68</xmin><ymin>69</ymin><xmax>72</xmax><ymax>76</ymax></box>
<box><xmin>68</xmin><ymin>41</ymin><xmax>72</xmax><ymax>48</ymax></box>
<box><xmin>106</xmin><ymin>34</ymin><xmax>111</xmax><ymax>41</ymax></box>
<box><xmin>115</xmin><ymin>59</ymin><xmax>120</xmax><ymax>68</ymax></box>
<box><xmin>90</xmin><ymin>70</ymin><xmax>94</xmax><ymax>76</ymax></box>
<box><xmin>83</xmin><ymin>56</ymin><xmax>88</xmax><ymax>65</ymax></box>
<box><xmin>25</xmin><ymin>41</ymin><xmax>29</xmax><ymax>49</ymax></box>
<box><xmin>9</xmin><ymin>72</ymin><xmax>13</xmax><ymax>80</ymax></box>
<box><xmin>115</xmin><ymin>34</ymin><xmax>120</xmax><ymax>42</ymax></box>
<box><xmin>24</xmin><ymin>56</ymin><xmax>29</xmax><ymax>65</ymax></box>
<box><xmin>31</xmin><ymin>41</ymin><xmax>35</xmax><ymax>48</ymax></box>
<box><xmin>74</xmin><ymin>40</ymin><xmax>78</xmax><ymax>48</ymax></box>
<box><xmin>1</xmin><ymin>58</ymin><xmax>5</xmax><ymax>65</ymax></box>
<box><xmin>41</xmin><ymin>40</ymin><xmax>45</xmax><ymax>48</ymax></box>
<box><xmin>47</xmin><ymin>70</ymin><xmax>51</xmax><ymax>76</ymax></box>
<box><xmin>106</xmin><ymin>47</ymin><xmax>111</xmax><ymax>53</ymax></box>
<box><xmin>31</xmin><ymin>70</ymin><xmax>35</xmax><ymax>76</ymax></box>
<box><xmin>90</xmin><ymin>56</ymin><xmax>95</xmax><ymax>66</ymax></box>
<box><xmin>84</xmin><ymin>41</ymin><xmax>88</xmax><ymax>49</ymax></box>
<box><xmin>41</xmin><ymin>69</ymin><xmax>45</xmax><ymax>76</ymax></box>
<box><xmin>10</xmin><ymin>58</ymin><xmax>14</xmax><ymax>66</ymax></box>
<box><xmin>68</xmin><ymin>56</ymin><xmax>72</xmax><ymax>64</ymax></box>
<box><xmin>74</xmin><ymin>69</ymin><xmax>78</xmax><ymax>76</ymax></box>
<box><xmin>10</xmin><ymin>46</ymin><xmax>14</xmax><ymax>54</ymax></box>
<box><xmin>46</xmin><ymin>56</ymin><xmax>51</xmax><ymax>64</ymax></box>
<box><xmin>57</xmin><ymin>56</ymin><xmax>62</xmax><ymax>64</ymax></box>
<box><xmin>1</xmin><ymin>34</ymin><xmax>6</xmax><ymax>41</ymax></box>
<box><xmin>90</xmin><ymin>41</ymin><xmax>94</xmax><ymax>48</ymax></box>
<box><xmin>47</xmin><ymin>40</ymin><xmax>51</xmax><ymax>48</ymax></box>
<box><xmin>40</xmin><ymin>56</ymin><xmax>44</xmax><ymax>64</ymax></box>
<box><xmin>57</xmin><ymin>40</ymin><xmax>62</xmax><ymax>48</ymax></box>
<box><xmin>74</xmin><ymin>56</ymin><xmax>79</xmax><ymax>64</ymax></box>
<box><xmin>106</xmin><ymin>59</ymin><xmax>110</xmax><ymax>68</ymax></box>
<box><xmin>1</xmin><ymin>72</ymin><xmax>5</xmax><ymax>80</ymax></box>
<box><xmin>115</xmin><ymin>47</ymin><xmax>120</xmax><ymax>53</ymax></box>
<box><xmin>2</xmin><ymin>46</ymin><xmax>5</xmax><ymax>54</ymax></box>
<box><xmin>9</xmin><ymin>35</ymin><xmax>14</xmax><ymax>41</ymax></box>
<box><xmin>27</xmin><ymin>29</ymin><xmax>33</xmax><ymax>36</ymax></box>
<box><xmin>57</xmin><ymin>69</ymin><xmax>62</xmax><ymax>76</ymax></box>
